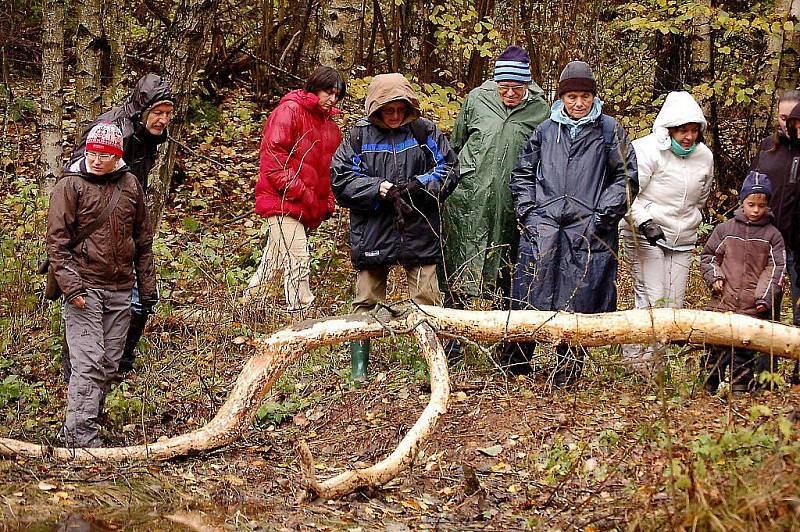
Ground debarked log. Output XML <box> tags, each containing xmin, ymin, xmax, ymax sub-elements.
<box><xmin>0</xmin><ymin>306</ymin><xmax>798</xmax><ymax>498</ymax></box>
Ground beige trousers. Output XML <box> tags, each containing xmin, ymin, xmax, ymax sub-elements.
<box><xmin>246</xmin><ymin>215</ymin><xmax>314</xmax><ymax>311</ymax></box>
<box><xmin>352</xmin><ymin>264</ymin><xmax>442</xmax><ymax>314</ymax></box>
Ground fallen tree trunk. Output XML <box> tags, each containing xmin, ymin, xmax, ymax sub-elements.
<box><xmin>298</xmin><ymin>320</ymin><xmax>449</xmax><ymax>500</ymax></box>
<box><xmin>0</xmin><ymin>307</ymin><xmax>798</xmax><ymax>493</ymax></box>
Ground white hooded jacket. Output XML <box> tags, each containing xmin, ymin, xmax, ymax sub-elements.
<box><xmin>621</xmin><ymin>91</ymin><xmax>714</xmax><ymax>249</ymax></box>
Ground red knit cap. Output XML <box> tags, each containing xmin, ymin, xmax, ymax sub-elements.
<box><xmin>85</xmin><ymin>122</ymin><xmax>124</xmax><ymax>156</ymax></box>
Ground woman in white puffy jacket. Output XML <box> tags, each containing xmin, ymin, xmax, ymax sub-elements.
<box><xmin>620</xmin><ymin>91</ymin><xmax>714</xmax><ymax>369</ymax></box>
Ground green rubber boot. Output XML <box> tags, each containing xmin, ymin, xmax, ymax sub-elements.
<box><xmin>351</xmin><ymin>340</ymin><xmax>370</xmax><ymax>380</ymax></box>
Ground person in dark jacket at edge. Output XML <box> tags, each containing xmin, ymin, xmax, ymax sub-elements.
<box><xmin>510</xmin><ymin>61</ymin><xmax>638</xmax><ymax>386</ymax></box>
<box><xmin>331</xmin><ymin>73</ymin><xmax>460</xmax><ymax>379</ymax></box>
<box><xmin>700</xmin><ymin>172</ymin><xmax>785</xmax><ymax>397</ymax></box>
<box><xmin>441</xmin><ymin>45</ymin><xmax>549</xmax><ymax>367</ymax></box>
<box><xmin>64</xmin><ymin>73</ymin><xmax>174</xmax><ymax>380</ymax></box>
<box><xmin>750</xmin><ymin>91</ymin><xmax>800</xmax><ymax>386</ymax></box>
<box><xmin>49</xmin><ymin>122</ymin><xmax>157</xmax><ymax>447</ymax></box>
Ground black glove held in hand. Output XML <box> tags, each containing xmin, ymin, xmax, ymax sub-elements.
<box><xmin>385</xmin><ymin>186</ymin><xmax>413</xmax><ymax>230</ymax></box>
<box><xmin>593</xmin><ymin>212</ymin><xmax>615</xmax><ymax>237</ymax></box>
<box><xmin>140</xmin><ymin>296</ymin><xmax>159</xmax><ymax>314</ymax></box>
<box><xmin>638</xmin><ymin>220</ymin><xmax>666</xmax><ymax>246</ymax></box>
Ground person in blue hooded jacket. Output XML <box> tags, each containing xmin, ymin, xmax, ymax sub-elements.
<box><xmin>509</xmin><ymin>61</ymin><xmax>638</xmax><ymax>386</ymax></box>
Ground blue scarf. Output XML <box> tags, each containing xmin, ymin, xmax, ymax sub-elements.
<box><xmin>550</xmin><ymin>98</ymin><xmax>604</xmax><ymax>138</ymax></box>
<box><xmin>670</xmin><ymin>137</ymin><xmax>697</xmax><ymax>158</ymax></box>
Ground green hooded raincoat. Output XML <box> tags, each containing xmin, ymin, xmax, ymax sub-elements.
<box><xmin>442</xmin><ymin>79</ymin><xmax>549</xmax><ymax>298</ymax></box>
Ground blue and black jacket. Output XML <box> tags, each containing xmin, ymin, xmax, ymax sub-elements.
<box><xmin>331</xmin><ymin>117</ymin><xmax>460</xmax><ymax>269</ymax></box>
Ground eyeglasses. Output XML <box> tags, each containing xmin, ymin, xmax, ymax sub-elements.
<box><xmin>497</xmin><ymin>84</ymin><xmax>526</xmax><ymax>95</ymax></box>
<box><xmin>85</xmin><ymin>151</ymin><xmax>116</xmax><ymax>161</ymax></box>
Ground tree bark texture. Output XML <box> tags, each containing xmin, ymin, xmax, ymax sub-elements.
<box><xmin>318</xmin><ymin>0</ymin><xmax>360</xmax><ymax>70</ymax></box>
<box><xmin>147</xmin><ymin>0</ymin><xmax>219</xmax><ymax>234</ymax></box>
<box><xmin>1</xmin><ymin>306</ymin><xmax>799</xmax><ymax>471</ymax></box>
<box><xmin>74</xmin><ymin>0</ymin><xmax>103</xmax><ymax>132</ymax></box>
<box><xmin>102</xmin><ymin>1</ymin><xmax>128</xmax><ymax>108</ymax></box>
<box><xmin>39</xmin><ymin>0</ymin><xmax>66</xmax><ymax>193</ymax></box>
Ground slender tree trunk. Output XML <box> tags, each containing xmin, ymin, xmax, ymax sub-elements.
<box><xmin>318</xmin><ymin>0</ymin><xmax>360</xmax><ymax>70</ymax></box>
<box><xmin>147</xmin><ymin>0</ymin><xmax>219</xmax><ymax>233</ymax></box>
<box><xmin>255</xmin><ymin>0</ymin><xmax>274</xmax><ymax>101</ymax></box>
<box><xmin>373</xmin><ymin>0</ymin><xmax>393</xmax><ymax>71</ymax></box>
<box><xmin>40</xmin><ymin>0</ymin><xmax>65</xmax><ymax>193</ymax></box>
<box><xmin>103</xmin><ymin>0</ymin><xmax>128</xmax><ymax>107</ymax></box>
<box><xmin>653</xmin><ymin>33</ymin><xmax>688</xmax><ymax>97</ymax></box>
<box><xmin>465</xmin><ymin>0</ymin><xmax>495</xmax><ymax>88</ymax></box>
<box><xmin>74</xmin><ymin>0</ymin><xmax>103</xmax><ymax>132</ymax></box>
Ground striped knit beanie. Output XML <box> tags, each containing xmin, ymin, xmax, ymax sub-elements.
<box><xmin>85</xmin><ymin>122</ymin><xmax>124</xmax><ymax>156</ymax></box>
<box><xmin>493</xmin><ymin>45</ymin><xmax>532</xmax><ymax>84</ymax></box>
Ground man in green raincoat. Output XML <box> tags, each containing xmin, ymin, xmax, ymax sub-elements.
<box><xmin>441</xmin><ymin>45</ymin><xmax>549</xmax><ymax>364</ymax></box>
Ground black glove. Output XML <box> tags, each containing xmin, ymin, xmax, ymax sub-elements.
<box><xmin>139</xmin><ymin>295</ymin><xmax>159</xmax><ymax>314</ymax></box>
<box><xmin>593</xmin><ymin>212</ymin><xmax>615</xmax><ymax>237</ymax></box>
<box><xmin>385</xmin><ymin>186</ymin><xmax>413</xmax><ymax>230</ymax></box>
<box><xmin>638</xmin><ymin>220</ymin><xmax>666</xmax><ymax>246</ymax></box>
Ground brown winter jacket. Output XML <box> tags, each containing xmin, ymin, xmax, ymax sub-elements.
<box><xmin>700</xmin><ymin>208</ymin><xmax>785</xmax><ymax>317</ymax></box>
<box><xmin>46</xmin><ymin>158</ymin><xmax>156</xmax><ymax>302</ymax></box>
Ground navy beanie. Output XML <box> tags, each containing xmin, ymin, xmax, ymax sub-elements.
<box><xmin>494</xmin><ymin>45</ymin><xmax>532</xmax><ymax>83</ymax></box>
<box><xmin>740</xmin><ymin>171</ymin><xmax>773</xmax><ymax>201</ymax></box>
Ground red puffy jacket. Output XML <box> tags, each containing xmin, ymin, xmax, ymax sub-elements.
<box><xmin>255</xmin><ymin>90</ymin><xmax>342</xmax><ymax>229</ymax></box>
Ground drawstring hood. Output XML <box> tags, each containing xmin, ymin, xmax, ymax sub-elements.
<box><xmin>651</xmin><ymin>91</ymin><xmax>707</xmax><ymax>152</ymax></box>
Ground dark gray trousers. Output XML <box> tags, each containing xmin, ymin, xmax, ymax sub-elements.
<box><xmin>62</xmin><ymin>288</ymin><xmax>131</xmax><ymax>448</ymax></box>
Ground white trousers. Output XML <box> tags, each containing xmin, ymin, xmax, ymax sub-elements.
<box><xmin>621</xmin><ymin>232</ymin><xmax>692</xmax><ymax>363</ymax></box>
<box><xmin>246</xmin><ymin>215</ymin><xmax>314</xmax><ymax>311</ymax></box>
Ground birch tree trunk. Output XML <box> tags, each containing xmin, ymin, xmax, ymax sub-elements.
<box><xmin>102</xmin><ymin>0</ymin><xmax>128</xmax><ymax>107</ymax></box>
<box><xmin>318</xmin><ymin>0</ymin><xmax>360</xmax><ymax>70</ymax></box>
<box><xmin>147</xmin><ymin>0</ymin><xmax>219</xmax><ymax>234</ymax></box>
<box><xmin>74</xmin><ymin>0</ymin><xmax>103</xmax><ymax>132</ymax></box>
<box><xmin>40</xmin><ymin>0</ymin><xmax>65</xmax><ymax>193</ymax></box>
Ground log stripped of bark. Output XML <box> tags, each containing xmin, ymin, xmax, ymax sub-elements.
<box><xmin>298</xmin><ymin>321</ymin><xmax>449</xmax><ymax>500</ymax></box>
<box><xmin>1</xmin><ymin>306</ymin><xmax>799</xmax><ymax>497</ymax></box>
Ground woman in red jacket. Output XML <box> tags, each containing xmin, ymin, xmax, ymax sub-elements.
<box><xmin>246</xmin><ymin>67</ymin><xmax>345</xmax><ymax>313</ymax></box>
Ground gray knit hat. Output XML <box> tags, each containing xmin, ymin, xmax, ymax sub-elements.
<box><xmin>558</xmin><ymin>61</ymin><xmax>596</xmax><ymax>96</ymax></box>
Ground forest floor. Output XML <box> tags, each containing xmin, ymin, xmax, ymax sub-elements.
<box><xmin>1</xmin><ymin>82</ymin><xmax>799</xmax><ymax>531</ymax></box>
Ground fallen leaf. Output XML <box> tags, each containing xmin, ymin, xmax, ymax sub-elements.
<box><xmin>38</xmin><ymin>482</ymin><xmax>56</xmax><ymax>491</ymax></box>
<box><xmin>293</xmin><ymin>413</ymin><xmax>309</xmax><ymax>427</ymax></box>
<box><xmin>478</xmin><ymin>444</ymin><xmax>503</xmax><ymax>457</ymax></box>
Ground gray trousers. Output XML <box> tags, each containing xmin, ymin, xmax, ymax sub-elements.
<box><xmin>62</xmin><ymin>288</ymin><xmax>131</xmax><ymax>448</ymax></box>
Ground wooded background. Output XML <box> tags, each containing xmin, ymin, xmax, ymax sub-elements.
<box><xmin>3</xmin><ymin>0</ymin><xmax>800</xmax><ymax>224</ymax></box>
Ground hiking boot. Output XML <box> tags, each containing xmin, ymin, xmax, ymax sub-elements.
<box><xmin>552</xmin><ymin>365</ymin><xmax>582</xmax><ymax>388</ymax></box>
<box><xmin>351</xmin><ymin>340</ymin><xmax>370</xmax><ymax>380</ymax></box>
<box><xmin>551</xmin><ymin>344</ymin><xmax>584</xmax><ymax>387</ymax></box>
<box><xmin>703</xmin><ymin>371</ymin><xmax>720</xmax><ymax>395</ymax></box>
<box><xmin>499</xmin><ymin>342</ymin><xmax>535</xmax><ymax>376</ymax></box>
<box><xmin>443</xmin><ymin>339</ymin><xmax>464</xmax><ymax>366</ymax></box>
<box><xmin>731</xmin><ymin>382</ymin><xmax>751</xmax><ymax>398</ymax></box>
